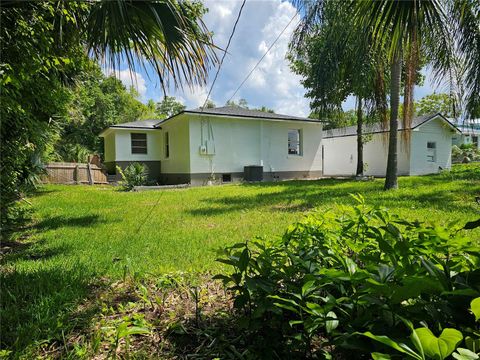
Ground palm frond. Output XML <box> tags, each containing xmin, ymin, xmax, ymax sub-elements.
<box><xmin>85</xmin><ymin>0</ymin><xmax>217</xmax><ymax>91</ymax></box>
<box><xmin>452</xmin><ymin>0</ymin><xmax>480</xmax><ymax>118</ymax></box>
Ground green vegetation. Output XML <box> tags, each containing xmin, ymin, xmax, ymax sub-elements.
<box><xmin>416</xmin><ymin>93</ymin><xmax>456</xmax><ymax>118</ymax></box>
<box><xmin>292</xmin><ymin>0</ymin><xmax>480</xmax><ymax>189</ymax></box>
<box><xmin>1</xmin><ymin>165</ymin><xmax>479</xmax><ymax>357</ymax></box>
<box><xmin>117</xmin><ymin>162</ymin><xmax>149</xmax><ymax>190</ymax></box>
<box><xmin>55</xmin><ymin>64</ymin><xmax>156</xmax><ymax>162</ymax></box>
<box><xmin>1</xmin><ymin>0</ymin><xmax>215</xmax><ymax>238</ymax></box>
<box><xmin>218</xmin><ymin>195</ymin><xmax>479</xmax><ymax>358</ymax></box>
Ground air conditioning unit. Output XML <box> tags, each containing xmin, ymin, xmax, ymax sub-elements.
<box><xmin>199</xmin><ymin>145</ymin><xmax>207</xmax><ymax>154</ymax></box>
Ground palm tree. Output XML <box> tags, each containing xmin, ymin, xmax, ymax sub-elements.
<box><xmin>0</xmin><ymin>0</ymin><xmax>216</xmax><ymax>231</ymax></box>
<box><xmin>355</xmin><ymin>0</ymin><xmax>479</xmax><ymax>189</ymax></box>
<box><xmin>85</xmin><ymin>0</ymin><xmax>217</xmax><ymax>91</ymax></box>
<box><xmin>290</xmin><ymin>0</ymin><xmax>388</xmax><ymax>177</ymax></box>
<box><xmin>3</xmin><ymin>0</ymin><xmax>217</xmax><ymax>90</ymax></box>
<box><xmin>293</xmin><ymin>0</ymin><xmax>479</xmax><ymax>189</ymax></box>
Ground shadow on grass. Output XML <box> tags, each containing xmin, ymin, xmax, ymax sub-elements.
<box><xmin>28</xmin><ymin>188</ymin><xmax>60</xmax><ymax>198</ymax></box>
<box><xmin>0</xmin><ymin>263</ymin><xmax>102</xmax><ymax>356</ymax></box>
<box><xmin>188</xmin><ymin>174</ymin><xmax>480</xmax><ymax>218</ymax></box>
<box><xmin>33</xmin><ymin>214</ymin><xmax>107</xmax><ymax>231</ymax></box>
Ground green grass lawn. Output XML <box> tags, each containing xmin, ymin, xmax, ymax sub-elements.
<box><xmin>10</xmin><ymin>167</ymin><xmax>480</xmax><ymax>277</ymax></box>
<box><xmin>2</xmin><ymin>164</ymin><xmax>480</xmax><ymax>356</ymax></box>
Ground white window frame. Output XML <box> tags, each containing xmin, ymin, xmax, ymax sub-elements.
<box><xmin>131</xmin><ymin>133</ymin><xmax>147</xmax><ymax>154</ymax></box>
<box><xmin>427</xmin><ymin>141</ymin><xmax>436</xmax><ymax>163</ymax></box>
<box><xmin>288</xmin><ymin>129</ymin><xmax>302</xmax><ymax>156</ymax></box>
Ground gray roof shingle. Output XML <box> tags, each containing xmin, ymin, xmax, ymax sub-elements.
<box><xmin>182</xmin><ymin>106</ymin><xmax>317</xmax><ymax>122</ymax></box>
<box><xmin>105</xmin><ymin>106</ymin><xmax>318</xmax><ymax>134</ymax></box>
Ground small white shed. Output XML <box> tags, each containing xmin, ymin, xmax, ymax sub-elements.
<box><xmin>322</xmin><ymin>113</ymin><xmax>460</xmax><ymax>177</ymax></box>
<box><xmin>100</xmin><ymin>106</ymin><xmax>323</xmax><ymax>185</ymax></box>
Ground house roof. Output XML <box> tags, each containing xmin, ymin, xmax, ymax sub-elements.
<box><xmin>100</xmin><ymin>106</ymin><xmax>320</xmax><ymax>136</ymax></box>
<box><xmin>323</xmin><ymin>113</ymin><xmax>461</xmax><ymax>139</ymax></box>
<box><xmin>179</xmin><ymin>106</ymin><xmax>318</xmax><ymax>122</ymax></box>
<box><xmin>109</xmin><ymin>119</ymin><xmax>162</xmax><ymax>129</ymax></box>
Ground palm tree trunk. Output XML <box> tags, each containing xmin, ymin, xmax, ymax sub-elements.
<box><xmin>356</xmin><ymin>96</ymin><xmax>364</xmax><ymax>176</ymax></box>
<box><xmin>384</xmin><ymin>49</ymin><xmax>402</xmax><ymax>190</ymax></box>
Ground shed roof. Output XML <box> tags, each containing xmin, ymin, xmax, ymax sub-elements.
<box><xmin>323</xmin><ymin>113</ymin><xmax>460</xmax><ymax>138</ymax></box>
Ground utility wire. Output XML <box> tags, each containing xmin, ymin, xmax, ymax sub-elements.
<box><xmin>124</xmin><ymin>0</ymin><xmax>247</xmax><ymax>244</ymax></box>
<box><xmin>227</xmin><ymin>11</ymin><xmax>299</xmax><ymax>103</ymax></box>
<box><xmin>201</xmin><ymin>0</ymin><xmax>247</xmax><ymax>111</ymax></box>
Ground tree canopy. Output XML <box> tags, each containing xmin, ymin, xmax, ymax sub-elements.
<box><xmin>156</xmin><ymin>96</ymin><xmax>186</xmax><ymax>118</ymax></box>
<box><xmin>0</xmin><ymin>0</ymin><xmax>215</xmax><ymax>234</ymax></box>
<box><xmin>415</xmin><ymin>93</ymin><xmax>455</xmax><ymax>118</ymax></box>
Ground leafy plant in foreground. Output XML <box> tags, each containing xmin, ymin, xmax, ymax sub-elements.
<box><xmin>117</xmin><ymin>163</ymin><xmax>148</xmax><ymax>191</ymax></box>
<box><xmin>363</xmin><ymin>297</ymin><xmax>480</xmax><ymax>360</ymax></box>
<box><xmin>215</xmin><ymin>195</ymin><xmax>480</xmax><ymax>358</ymax></box>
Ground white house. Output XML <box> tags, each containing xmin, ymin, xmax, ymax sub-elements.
<box><xmin>322</xmin><ymin>113</ymin><xmax>460</xmax><ymax>177</ymax></box>
<box><xmin>452</xmin><ymin>120</ymin><xmax>480</xmax><ymax>150</ymax></box>
<box><xmin>99</xmin><ymin>106</ymin><xmax>323</xmax><ymax>185</ymax></box>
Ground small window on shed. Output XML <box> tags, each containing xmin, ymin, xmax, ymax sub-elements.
<box><xmin>288</xmin><ymin>129</ymin><xmax>302</xmax><ymax>155</ymax></box>
<box><xmin>427</xmin><ymin>141</ymin><xmax>436</xmax><ymax>162</ymax></box>
<box><xmin>222</xmin><ymin>174</ymin><xmax>232</xmax><ymax>183</ymax></box>
<box><xmin>131</xmin><ymin>133</ymin><xmax>147</xmax><ymax>154</ymax></box>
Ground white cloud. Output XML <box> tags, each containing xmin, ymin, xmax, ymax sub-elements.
<box><xmin>130</xmin><ymin>0</ymin><xmax>438</xmax><ymax>116</ymax></box>
<box><xmin>165</xmin><ymin>0</ymin><xmax>310</xmax><ymax>116</ymax></box>
<box><xmin>181</xmin><ymin>85</ymin><xmax>210</xmax><ymax>108</ymax></box>
<box><xmin>104</xmin><ymin>68</ymin><xmax>148</xmax><ymax>100</ymax></box>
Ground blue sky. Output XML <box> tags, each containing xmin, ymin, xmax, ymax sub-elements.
<box><xmin>107</xmin><ymin>0</ymin><xmax>441</xmax><ymax>117</ymax></box>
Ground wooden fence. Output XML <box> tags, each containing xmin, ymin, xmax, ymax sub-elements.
<box><xmin>43</xmin><ymin>162</ymin><xmax>108</xmax><ymax>185</ymax></box>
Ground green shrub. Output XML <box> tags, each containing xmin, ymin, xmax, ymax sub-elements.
<box><xmin>452</xmin><ymin>144</ymin><xmax>480</xmax><ymax>163</ymax></box>
<box><xmin>116</xmin><ymin>163</ymin><xmax>148</xmax><ymax>191</ymax></box>
<box><xmin>216</xmin><ymin>195</ymin><xmax>480</xmax><ymax>358</ymax></box>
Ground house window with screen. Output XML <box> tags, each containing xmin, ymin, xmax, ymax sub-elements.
<box><xmin>164</xmin><ymin>132</ymin><xmax>170</xmax><ymax>158</ymax></box>
<box><xmin>288</xmin><ymin>129</ymin><xmax>302</xmax><ymax>155</ymax></box>
<box><xmin>427</xmin><ymin>141</ymin><xmax>436</xmax><ymax>162</ymax></box>
<box><xmin>131</xmin><ymin>133</ymin><xmax>147</xmax><ymax>154</ymax></box>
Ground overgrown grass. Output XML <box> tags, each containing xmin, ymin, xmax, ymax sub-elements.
<box><xmin>1</xmin><ymin>164</ymin><xmax>479</xmax><ymax>357</ymax></box>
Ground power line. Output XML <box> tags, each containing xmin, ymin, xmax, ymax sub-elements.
<box><xmin>227</xmin><ymin>11</ymin><xmax>299</xmax><ymax>103</ymax></box>
<box><xmin>126</xmin><ymin>1</ymin><xmax>247</xmax><ymax>244</ymax></box>
<box><xmin>201</xmin><ymin>0</ymin><xmax>247</xmax><ymax>110</ymax></box>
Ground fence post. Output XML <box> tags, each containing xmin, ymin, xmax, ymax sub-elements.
<box><xmin>74</xmin><ymin>165</ymin><xmax>79</xmax><ymax>184</ymax></box>
<box><xmin>87</xmin><ymin>163</ymin><xmax>94</xmax><ymax>185</ymax></box>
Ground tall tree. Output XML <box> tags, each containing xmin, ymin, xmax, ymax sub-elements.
<box><xmin>415</xmin><ymin>93</ymin><xmax>455</xmax><ymax>118</ymax></box>
<box><xmin>57</xmin><ymin>63</ymin><xmax>154</xmax><ymax>161</ymax></box>
<box><xmin>0</xmin><ymin>0</ymin><xmax>216</xmax><ymax>234</ymax></box>
<box><xmin>293</xmin><ymin>0</ymin><xmax>479</xmax><ymax>189</ymax></box>
<box><xmin>290</xmin><ymin>0</ymin><xmax>387</xmax><ymax>176</ymax></box>
<box><xmin>355</xmin><ymin>0</ymin><xmax>479</xmax><ymax>189</ymax></box>
<box><xmin>156</xmin><ymin>96</ymin><xmax>186</xmax><ymax>118</ymax></box>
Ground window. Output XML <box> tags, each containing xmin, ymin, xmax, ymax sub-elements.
<box><xmin>131</xmin><ymin>133</ymin><xmax>147</xmax><ymax>154</ymax></box>
<box><xmin>222</xmin><ymin>174</ymin><xmax>232</xmax><ymax>183</ymax></box>
<box><xmin>288</xmin><ymin>129</ymin><xmax>302</xmax><ymax>155</ymax></box>
<box><xmin>164</xmin><ymin>132</ymin><xmax>170</xmax><ymax>158</ymax></box>
<box><xmin>427</xmin><ymin>141</ymin><xmax>436</xmax><ymax>162</ymax></box>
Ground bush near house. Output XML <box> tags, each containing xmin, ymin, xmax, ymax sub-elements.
<box><xmin>117</xmin><ymin>162</ymin><xmax>149</xmax><ymax>190</ymax></box>
<box><xmin>452</xmin><ymin>144</ymin><xmax>480</xmax><ymax>163</ymax></box>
